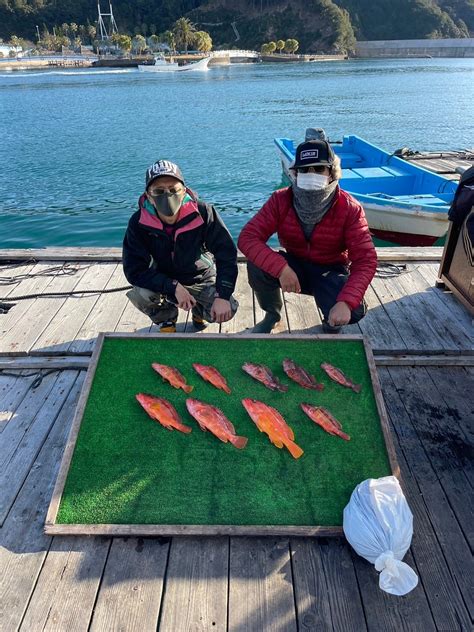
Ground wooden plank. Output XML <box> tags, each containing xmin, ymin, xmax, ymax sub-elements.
<box><xmin>370</xmin><ymin>274</ymin><xmax>445</xmax><ymax>350</ymax></box>
<box><xmin>0</xmin><ymin>262</ymin><xmax>69</xmax><ymax>354</ymax></box>
<box><xmin>30</xmin><ymin>262</ymin><xmax>117</xmax><ymax>354</ymax></box>
<box><xmin>158</xmin><ymin>537</ymin><xmax>228</xmax><ymax>631</ymax></box>
<box><xmin>0</xmin><ymin>356</ymin><xmax>90</xmax><ymax>370</ymax></box>
<box><xmin>89</xmin><ymin>537</ymin><xmax>170</xmax><ymax>632</ymax></box>
<box><xmin>290</xmin><ymin>538</ymin><xmax>367</xmax><ymax>631</ymax></box>
<box><xmin>359</xmin><ymin>283</ymin><xmax>407</xmax><ymax>350</ymax></box>
<box><xmin>1</xmin><ymin>262</ymin><xmax>90</xmax><ymax>355</ymax></box>
<box><xmin>0</xmin><ymin>373</ymin><xmax>82</xmax><ymax>632</ymax></box>
<box><xmin>19</xmin><ymin>536</ymin><xmax>110</xmax><ymax>632</ymax></box>
<box><xmin>416</xmin><ymin>263</ymin><xmax>474</xmax><ymax>333</ymax></box>
<box><xmin>0</xmin><ymin>370</ymin><xmax>32</xmax><ymax>433</ymax></box>
<box><xmin>221</xmin><ymin>263</ymin><xmax>254</xmax><ymax>333</ymax></box>
<box><xmin>380</xmin><ymin>368</ymin><xmax>474</xmax><ymax>620</ymax></box>
<box><xmin>374</xmin><ymin>354</ymin><xmax>474</xmax><ymax>366</ymax></box>
<box><xmin>0</xmin><ymin>370</ymin><xmax>78</xmax><ymax>525</ymax></box>
<box><xmin>0</xmin><ymin>246</ymin><xmax>444</xmax><ymax>262</ymax></box>
<box><xmin>228</xmin><ymin>537</ymin><xmax>297</xmax><ymax>632</ymax></box>
<box><xmin>352</xmin><ymin>551</ymin><xmax>437</xmax><ymax>632</ymax></box>
<box><xmin>394</xmin><ymin>265</ymin><xmax>472</xmax><ymax>350</ymax></box>
<box><xmin>115</xmin><ymin>296</ymin><xmax>153</xmax><ymax>333</ymax></box>
<box><xmin>67</xmin><ymin>265</ymin><xmax>130</xmax><ymax>353</ymax></box>
<box><xmin>284</xmin><ymin>292</ymin><xmax>322</xmax><ymax>333</ymax></box>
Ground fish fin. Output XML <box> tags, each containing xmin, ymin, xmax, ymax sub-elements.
<box><xmin>352</xmin><ymin>384</ymin><xmax>362</xmax><ymax>393</ymax></box>
<box><xmin>271</xmin><ymin>438</ymin><xmax>284</xmax><ymax>449</ymax></box>
<box><xmin>183</xmin><ymin>384</ymin><xmax>194</xmax><ymax>393</ymax></box>
<box><xmin>230</xmin><ymin>435</ymin><xmax>248</xmax><ymax>449</ymax></box>
<box><xmin>286</xmin><ymin>440</ymin><xmax>304</xmax><ymax>459</ymax></box>
<box><xmin>277</xmin><ymin>383</ymin><xmax>288</xmax><ymax>392</ymax></box>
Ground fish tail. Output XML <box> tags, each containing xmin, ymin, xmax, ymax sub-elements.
<box><xmin>223</xmin><ymin>385</ymin><xmax>232</xmax><ymax>394</ymax></box>
<box><xmin>183</xmin><ymin>384</ymin><xmax>194</xmax><ymax>393</ymax></box>
<box><xmin>339</xmin><ymin>431</ymin><xmax>351</xmax><ymax>441</ymax></box>
<box><xmin>352</xmin><ymin>384</ymin><xmax>362</xmax><ymax>393</ymax></box>
<box><xmin>176</xmin><ymin>422</ymin><xmax>193</xmax><ymax>434</ymax></box>
<box><xmin>286</xmin><ymin>440</ymin><xmax>304</xmax><ymax>459</ymax></box>
<box><xmin>230</xmin><ymin>435</ymin><xmax>248</xmax><ymax>449</ymax></box>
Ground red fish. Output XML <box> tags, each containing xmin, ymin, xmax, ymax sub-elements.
<box><xmin>242</xmin><ymin>362</ymin><xmax>288</xmax><ymax>392</ymax></box>
<box><xmin>282</xmin><ymin>358</ymin><xmax>324</xmax><ymax>390</ymax></box>
<box><xmin>192</xmin><ymin>363</ymin><xmax>231</xmax><ymax>394</ymax></box>
<box><xmin>320</xmin><ymin>362</ymin><xmax>361</xmax><ymax>393</ymax></box>
<box><xmin>301</xmin><ymin>404</ymin><xmax>350</xmax><ymax>441</ymax></box>
<box><xmin>241</xmin><ymin>398</ymin><xmax>304</xmax><ymax>459</ymax></box>
<box><xmin>186</xmin><ymin>398</ymin><xmax>248</xmax><ymax>449</ymax></box>
<box><xmin>152</xmin><ymin>363</ymin><xmax>193</xmax><ymax>393</ymax></box>
<box><xmin>136</xmin><ymin>393</ymin><xmax>192</xmax><ymax>434</ymax></box>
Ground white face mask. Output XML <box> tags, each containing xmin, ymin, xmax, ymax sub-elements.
<box><xmin>297</xmin><ymin>172</ymin><xmax>330</xmax><ymax>191</ymax></box>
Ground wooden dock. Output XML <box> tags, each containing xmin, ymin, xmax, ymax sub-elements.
<box><xmin>0</xmin><ymin>247</ymin><xmax>472</xmax><ymax>631</ymax></box>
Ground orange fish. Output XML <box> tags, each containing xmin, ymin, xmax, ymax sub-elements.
<box><xmin>186</xmin><ymin>398</ymin><xmax>248</xmax><ymax>449</ymax></box>
<box><xmin>241</xmin><ymin>398</ymin><xmax>303</xmax><ymax>459</ymax></box>
<box><xmin>320</xmin><ymin>362</ymin><xmax>361</xmax><ymax>393</ymax></box>
<box><xmin>136</xmin><ymin>393</ymin><xmax>192</xmax><ymax>434</ymax></box>
<box><xmin>192</xmin><ymin>363</ymin><xmax>231</xmax><ymax>394</ymax></box>
<box><xmin>152</xmin><ymin>363</ymin><xmax>193</xmax><ymax>393</ymax></box>
<box><xmin>301</xmin><ymin>404</ymin><xmax>350</xmax><ymax>441</ymax></box>
<box><xmin>242</xmin><ymin>362</ymin><xmax>288</xmax><ymax>392</ymax></box>
<box><xmin>282</xmin><ymin>358</ymin><xmax>324</xmax><ymax>391</ymax></box>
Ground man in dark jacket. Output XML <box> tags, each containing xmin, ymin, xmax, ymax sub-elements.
<box><xmin>123</xmin><ymin>160</ymin><xmax>238</xmax><ymax>332</ymax></box>
<box><xmin>238</xmin><ymin>137</ymin><xmax>377</xmax><ymax>333</ymax></box>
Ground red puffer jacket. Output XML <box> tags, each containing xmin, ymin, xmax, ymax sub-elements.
<box><xmin>238</xmin><ymin>186</ymin><xmax>377</xmax><ymax>310</ymax></box>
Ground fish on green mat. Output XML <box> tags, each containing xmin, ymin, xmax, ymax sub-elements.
<box><xmin>301</xmin><ymin>403</ymin><xmax>350</xmax><ymax>441</ymax></box>
<box><xmin>242</xmin><ymin>362</ymin><xmax>288</xmax><ymax>392</ymax></box>
<box><xmin>152</xmin><ymin>362</ymin><xmax>193</xmax><ymax>393</ymax></box>
<box><xmin>193</xmin><ymin>363</ymin><xmax>231</xmax><ymax>394</ymax></box>
<box><xmin>136</xmin><ymin>393</ymin><xmax>192</xmax><ymax>433</ymax></box>
<box><xmin>282</xmin><ymin>358</ymin><xmax>324</xmax><ymax>390</ymax></box>
<box><xmin>186</xmin><ymin>398</ymin><xmax>248</xmax><ymax>449</ymax></box>
<box><xmin>321</xmin><ymin>362</ymin><xmax>361</xmax><ymax>393</ymax></box>
<box><xmin>242</xmin><ymin>398</ymin><xmax>304</xmax><ymax>459</ymax></box>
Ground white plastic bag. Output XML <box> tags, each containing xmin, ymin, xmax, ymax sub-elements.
<box><xmin>343</xmin><ymin>476</ymin><xmax>418</xmax><ymax>596</ymax></box>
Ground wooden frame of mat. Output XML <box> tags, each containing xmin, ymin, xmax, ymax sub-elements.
<box><xmin>45</xmin><ymin>332</ymin><xmax>400</xmax><ymax>536</ymax></box>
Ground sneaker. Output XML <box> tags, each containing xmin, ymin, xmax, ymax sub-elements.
<box><xmin>192</xmin><ymin>315</ymin><xmax>208</xmax><ymax>331</ymax></box>
<box><xmin>159</xmin><ymin>319</ymin><xmax>177</xmax><ymax>333</ymax></box>
<box><xmin>322</xmin><ymin>321</ymin><xmax>342</xmax><ymax>334</ymax></box>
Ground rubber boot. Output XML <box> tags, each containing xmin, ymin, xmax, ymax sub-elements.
<box><xmin>252</xmin><ymin>289</ymin><xmax>283</xmax><ymax>333</ymax></box>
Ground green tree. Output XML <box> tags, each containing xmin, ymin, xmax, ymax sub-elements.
<box><xmin>132</xmin><ymin>34</ymin><xmax>146</xmax><ymax>54</ymax></box>
<box><xmin>9</xmin><ymin>35</ymin><xmax>21</xmax><ymax>47</ymax></box>
<box><xmin>267</xmin><ymin>41</ymin><xmax>276</xmax><ymax>53</ymax></box>
<box><xmin>160</xmin><ymin>30</ymin><xmax>176</xmax><ymax>52</ymax></box>
<box><xmin>112</xmin><ymin>33</ymin><xmax>132</xmax><ymax>53</ymax></box>
<box><xmin>194</xmin><ymin>30</ymin><xmax>212</xmax><ymax>53</ymax></box>
<box><xmin>87</xmin><ymin>25</ymin><xmax>96</xmax><ymax>43</ymax></box>
<box><xmin>69</xmin><ymin>23</ymin><xmax>78</xmax><ymax>36</ymax></box>
<box><xmin>260</xmin><ymin>42</ymin><xmax>271</xmax><ymax>54</ymax></box>
<box><xmin>173</xmin><ymin>17</ymin><xmax>196</xmax><ymax>53</ymax></box>
<box><xmin>284</xmin><ymin>38</ymin><xmax>299</xmax><ymax>53</ymax></box>
<box><xmin>148</xmin><ymin>34</ymin><xmax>160</xmax><ymax>51</ymax></box>
<box><xmin>276</xmin><ymin>39</ymin><xmax>285</xmax><ymax>53</ymax></box>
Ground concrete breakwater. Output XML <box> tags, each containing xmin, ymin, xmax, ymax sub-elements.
<box><xmin>355</xmin><ymin>37</ymin><xmax>474</xmax><ymax>58</ymax></box>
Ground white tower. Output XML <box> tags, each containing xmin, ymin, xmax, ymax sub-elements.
<box><xmin>97</xmin><ymin>2</ymin><xmax>118</xmax><ymax>41</ymax></box>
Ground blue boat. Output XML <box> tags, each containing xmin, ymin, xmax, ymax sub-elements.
<box><xmin>274</xmin><ymin>132</ymin><xmax>458</xmax><ymax>246</ymax></box>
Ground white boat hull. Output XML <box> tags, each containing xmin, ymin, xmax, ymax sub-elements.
<box><xmin>138</xmin><ymin>57</ymin><xmax>211</xmax><ymax>73</ymax></box>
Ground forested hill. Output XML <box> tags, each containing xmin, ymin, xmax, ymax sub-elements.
<box><xmin>1</xmin><ymin>0</ymin><xmax>472</xmax><ymax>53</ymax></box>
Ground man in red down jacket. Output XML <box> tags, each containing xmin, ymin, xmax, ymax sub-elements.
<box><xmin>238</xmin><ymin>137</ymin><xmax>377</xmax><ymax>333</ymax></box>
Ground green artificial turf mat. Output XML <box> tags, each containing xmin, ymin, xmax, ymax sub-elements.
<box><xmin>56</xmin><ymin>337</ymin><xmax>392</xmax><ymax>527</ymax></box>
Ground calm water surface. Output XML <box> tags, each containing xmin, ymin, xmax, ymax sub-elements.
<box><xmin>0</xmin><ymin>59</ymin><xmax>473</xmax><ymax>247</ymax></box>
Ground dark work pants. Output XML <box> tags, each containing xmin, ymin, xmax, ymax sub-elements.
<box><xmin>247</xmin><ymin>252</ymin><xmax>367</xmax><ymax>324</ymax></box>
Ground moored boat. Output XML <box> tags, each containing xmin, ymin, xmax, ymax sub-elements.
<box><xmin>138</xmin><ymin>55</ymin><xmax>211</xmax><ymax>73</ymax></box>
<box><xmin>274</xmin><ymin>132</ymin><xmax>458</xmax><ymax>246</ymax></box>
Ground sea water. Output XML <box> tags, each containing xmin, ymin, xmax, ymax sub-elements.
<box><xmin>0</xmin><ymin>58</ymin><xmax>472</xmax><ymax>248</ymax></box>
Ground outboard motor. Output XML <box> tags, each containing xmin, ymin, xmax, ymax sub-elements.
<box><xmin>305</xmin><ymin>128</ymin><xmax>328</xmax><ymax>141</ymax></box>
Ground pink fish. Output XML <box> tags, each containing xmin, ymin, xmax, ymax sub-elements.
<box><xmin>320</xmin><ymin>362</ymin><xmax>361</xmax><ymax>393</ymax></box>
<box><xmin>136</xmin><ymin>393</ymin><xmax>192</xmax><ymax>434</ymax></box>
<box><xmin>242</xmin><ymin>362</ymin><xmax>288</xmax><ymax>392</ymax></box>
<box><xmin>301</xmin><ymin>403</ymin><xmax>350</xmax><ymax>441</ymax></box>
<box><xmin>193</xmin><ymin>363</ymin><xmax>231</xmax><ymax>394</ymax></box>
<box><xmin>282</xmin><ymin>358</ymin><xmax>324</xmax><ymax>390</ymax></box>
<box><xmin>186</xmin><ymin>398</ymin><xmax>248</xmax><ymax>449</ymax></box>
<box><xmin>152</xmin><ymin>363</ymin><xmax>193</xmax><ymax>393</ymax></box>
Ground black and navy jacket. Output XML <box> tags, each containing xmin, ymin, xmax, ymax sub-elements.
<box><xmin>123</xmin><ymin>192</ymin><xmax>238</xmax><ymax>300</ymax></box>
